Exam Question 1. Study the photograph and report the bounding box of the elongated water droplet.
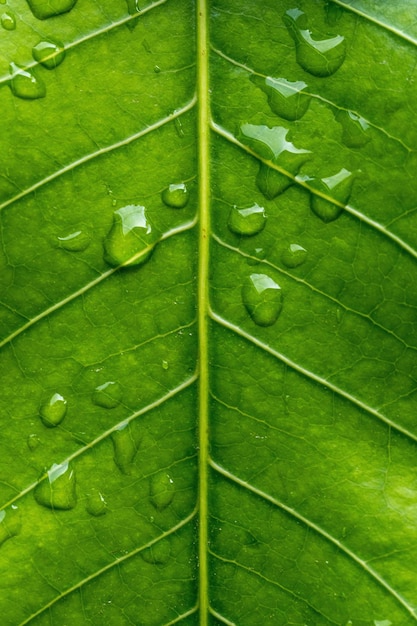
[240,124,310,168]
[1,11,16,30]
[242,273,283,327]
[141,539,171,565]
[310,168,354,222]
[335,110,371,148]
[150,472,175,510]
[0,507,21,547]
[256,163,293,199]
[284,8,346,77]
[112,421,138,475]
[161,183,189,209]
[34,462,77,510]
[103,204,159,267]
[40,393,67,428]
[92,381,122,409]
[282,243,307,268]
[32,40,65,70]
[228,203,266,236]
[126,0,140,15]
[9,62,46,100]
[251,75,310,121]
[27,433,41,450]
[26,0,77,20]
[56,230,90,251]
[86,489,107,517]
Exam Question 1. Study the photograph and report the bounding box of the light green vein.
[209,607,237,626]
[163,606,199,625]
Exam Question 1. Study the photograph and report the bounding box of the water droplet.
[149,472,175,510]
[103,204,159,267]
[161,183,189,209]
[1,11,16,30]
[0,507,21,547]
[112,421,138,475]
[154,65,161,73]
[162,360,169,370]
[251,74,310,121]
[9,62,46,100]
[246,246,266,266]
[228,203,267,236]
[39,393,67,428]
[26,0,78,20]
[34,462,77,510]
[242,273,283,327]
[282,243,307,268]
[86,489,107,517]
[174,116,185,138]
[56,230,90,251]
[256,163,293,199]
[310,168,354,222]
[32,40,65,70]
[335,110,371,148]
[126,0,140,14]
[27,434,41,450]
[283,8,346,77]
[141,539,171,565]
[240,124,310,167]
[92,381,122,409]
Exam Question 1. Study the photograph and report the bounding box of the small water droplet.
[242,273,283,327]
[174,116,185,138]
[283,8,346,77]
[162,360,169,370]
[26,0,77,20]
[0,507,21,547]
[56,230,90,251]
[282,243,307,268]
[39,393,67,428]
[161,183,189,209]
[251,74,310,121]
[126,0,140,14]
[34,462,77,510]
[1,11,16,30]
[246,246,266,266]
[9,62,46,100]
[228,203,266,236]
[92,381,122,409]
[335,110,371,148]
[27,433,41,450]
[32,40,65,70]
[256,162,293,199]
[86,489,107,517]
[310,168,354,222]
[112,421,138,475]
[141,539,171,565]
[103,204,159,267]
[154,65,161,73]
[149,472,175,510]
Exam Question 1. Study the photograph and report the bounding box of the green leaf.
[0,0,417,624]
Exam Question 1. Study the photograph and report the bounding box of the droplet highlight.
[161,183,189,209]
[103,204,159,267]
[9,63,46,100]
[251,74,310,121]
[284,8,346,77]
[240,123,310,166]
[242,273,283,327]
[39,393,67,428]
[335,110,371,148]
[0,507,21,547]
[141,539,171,565]
[112,421,138,475]
[282,243,307,268]
[1,11,16,30]
[86,489,107,517]
[26,0,78,20]
[56,230,90,251]
[92,381,122,409]
[32,40,66,70]
[310,168,354,222]
[34,462,77,510]
[149,472,175,510]
[228,203,266,236]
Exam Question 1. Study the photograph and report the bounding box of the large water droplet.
[103,204,159,267]
[92,381,122,409]
[1,11,16,30]
[284,8,346,77]
[34,462,77,510]
[86,489,107,517]
[282,243,307,268]
[56,230,90,251]
[112,421,138,475]
[26,0,77,20]
[256,162,293,199]
[126,0,140,15]
[0,507,21,547]
[39,393,67,428]
[251,74,310,121]
[335,110,371,148]
[228,203,266,236]
[310,168,354,222]
[242,273,283,327]
[32,40,66,70]
[240,124,310,167]
[161,183,189,209]
[141,539,171,565]
[9,63,46,100]
[149,472,175,510]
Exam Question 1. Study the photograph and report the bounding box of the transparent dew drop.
[103,204,159,268]
[86,489,107,517]
[1,11,16,30]
[32,40,66,70]
[228,203,266,236]
[56,230,90,251]
[141,539,171,565]
[0,507,21,547]
[281,243,307,268]
[246,246,266,266]
[111,421,138,475]
[310,168,354,223]
[27,433,41,450]
[256,163,293,200]
[9,62,46,100]
[242,273,283,327]
[26,0,78,20]
[126,0,140,15]
[161,183,189,209]
[251,74,310,121]
[92,381,122,409]
[335,110,371,148]
[149,472,175,510]
[283,8,346,77]
[34,462,77,511]
[240,123,310,166]
[39,393,67,428]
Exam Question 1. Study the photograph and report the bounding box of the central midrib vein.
[197,0,210,624]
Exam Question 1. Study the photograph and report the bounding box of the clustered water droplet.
[161,183,189,209]
[310,168,354,222]
[56,230,90,251]
[111,421,138,475]
[26,0,78,20]
[228,203,266,236]
[281,243,307,268]
[39,393,67,428]
[1,10,15,30]
[86,489,108,517]
[9,63,46,100]
[32,39,66,70]
[0,507,21,547]
[92,381,122,409]
[335,110,371,148]
[242,273,283,327]
[103,204,159,267]
[149,472,175,510]
[34,462,77,510]
[251,75,310,121]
